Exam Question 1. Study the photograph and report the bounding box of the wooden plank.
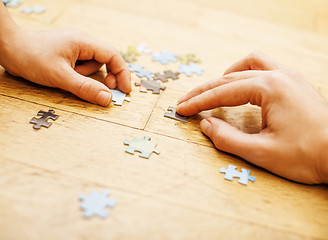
[0,159,308,240]
[0,95,327,239]
[0,70,159,129]
[2,0,328,238]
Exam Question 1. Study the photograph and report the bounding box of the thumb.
[61,67,112,106]
[201,117,267,164]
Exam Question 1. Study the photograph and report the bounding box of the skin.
[0,3,131,106]
[177,52,328,184]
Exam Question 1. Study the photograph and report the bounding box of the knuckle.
[264,70,285,87]
[222,73,237,82]
[66,30,88,46]
[282,68,303,79]
[77,80,93,100]
[247,51,265,63]
[212,131,229,151]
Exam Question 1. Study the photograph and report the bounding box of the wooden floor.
[1,0,328,239]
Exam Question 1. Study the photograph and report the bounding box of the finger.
[60,66,112,106]
[200,118,269,164]
[80,37,131,93]
[104,73,117,89]
[178,71,261,104]
[224,51,285,75]
[74,60,104,76]
[177,78,262,116]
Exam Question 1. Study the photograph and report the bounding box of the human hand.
[177,52,328,184]
[0,27,131,106]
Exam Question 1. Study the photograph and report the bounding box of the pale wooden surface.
[1,0,328,239]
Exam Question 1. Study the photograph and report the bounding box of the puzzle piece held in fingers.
[110,89,131,106]
[164,106,188,123]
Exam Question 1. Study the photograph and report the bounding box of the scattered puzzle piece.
[152,72,168,82]
[178,54,201,65]
[20,5,47,14]
[135,80,166,94]
[124,136,160,159]
[179,63,204,76]
[110,89,131,106]
[79,189,116,219]
[137,43,152,54]
[164,106,188,123]
[163,70,180,80]
[136,69,153,80]
[153,70,180,82]
[152,50,178,64]
[127,45,140,56]
[220,164,255,185]
[129,63,144,73]
[2,0,23,7]
[121,52,136,63]
[29,110,58,129]
[20,6,32,14]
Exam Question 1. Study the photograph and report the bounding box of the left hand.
[0,27,131,106]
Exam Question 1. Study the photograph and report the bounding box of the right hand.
[177,52,328,184]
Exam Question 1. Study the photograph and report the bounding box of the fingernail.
[200,119,212,136]
[96,91,112,106]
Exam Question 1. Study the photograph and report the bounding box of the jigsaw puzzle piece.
[220,165,240,181]
[79,189,116,219]
[137,43,152,54]
[152,50,178,64]
[178,54,201,65]
[153,72,168,83]
[29,110,58,129]
[124,136,160,159]
[135,80,166,94]
[179,63,204,76]
[239,169,256,185]
[164,106,188,123]
[163,70,180,80]
[121,52,136,63]
[110,89,131,106]
[127,45,140,56]
[129,63,144,73]
[136,69,153,80]
[220,165,255,185]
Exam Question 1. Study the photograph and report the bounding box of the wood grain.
[1,0,328,239]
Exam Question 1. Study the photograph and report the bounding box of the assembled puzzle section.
[124,136,160,159]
